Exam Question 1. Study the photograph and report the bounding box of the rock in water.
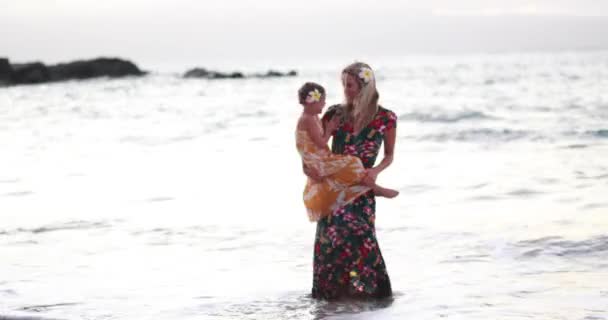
[253,70,298,78]
[183,67,297,80]
[11,62,51,84]
[48,57,145,81]
[0,58,12,85]
[184,68,211,78]
[184,68,245,79]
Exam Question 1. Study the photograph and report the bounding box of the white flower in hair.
[358,67,374,83]
[305,89,322,103]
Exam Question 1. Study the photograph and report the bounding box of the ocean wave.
[587,129,608,138]
[505,189,545,197]
[399,111,495,123]
[0,315,66,320]
[483,76,521,85]
[0,220,111,236]
[413,128,532,142]
[119,134,198,146]
[562,144,589,149]
[2,191,34,197]
[562,129,608,139]
[235,110,271,118]
[515,235,608,258]
[0,178,20,184]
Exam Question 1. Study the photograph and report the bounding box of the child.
[296,82,399,222]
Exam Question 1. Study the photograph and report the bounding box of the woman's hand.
[365,167,380,183]
[303,164,323,183]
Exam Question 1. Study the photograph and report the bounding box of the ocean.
[1,51,607,319]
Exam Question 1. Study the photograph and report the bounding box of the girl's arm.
[303,115,332,150]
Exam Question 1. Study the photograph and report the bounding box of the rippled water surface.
[1,51,607,319]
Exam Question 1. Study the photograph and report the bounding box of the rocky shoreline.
[0,57,298,87]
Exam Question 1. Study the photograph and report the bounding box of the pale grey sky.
[1,0,608,71]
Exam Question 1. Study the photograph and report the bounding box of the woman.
[305,62,398,299]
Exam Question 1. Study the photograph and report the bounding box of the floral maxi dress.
[312,105,397,300]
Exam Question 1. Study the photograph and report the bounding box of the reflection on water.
[194,292,395,320]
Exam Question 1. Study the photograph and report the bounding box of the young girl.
[296,82,399,222]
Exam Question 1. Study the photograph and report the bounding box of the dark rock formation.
[0,57,145,86]
[11,62,51,84]
[256,70,298,78]
[48,58,145,81]
[184,68,297,80]
[184,68,245,79]
[0,58,12,85]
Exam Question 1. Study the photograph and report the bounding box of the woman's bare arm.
[367,127,396,181]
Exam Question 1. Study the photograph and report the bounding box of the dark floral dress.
[312,105,398,300]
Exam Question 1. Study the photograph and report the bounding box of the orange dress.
[296,128,370,221]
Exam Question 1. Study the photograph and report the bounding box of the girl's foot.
[375,187,399,198]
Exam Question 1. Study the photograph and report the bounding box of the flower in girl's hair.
[358,67,374,84]
[305,89,322,103]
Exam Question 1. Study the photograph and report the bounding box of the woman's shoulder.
[377,105,398,120]
[376,105,398,129]
[377,105,396,116]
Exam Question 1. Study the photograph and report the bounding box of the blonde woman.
[304,62,398,299]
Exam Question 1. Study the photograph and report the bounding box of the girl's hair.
[342,62,379,132]
[297,82,325,104]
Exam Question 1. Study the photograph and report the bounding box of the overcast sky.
[2,0,608,70]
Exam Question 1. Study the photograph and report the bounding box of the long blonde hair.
[342,62,379,133]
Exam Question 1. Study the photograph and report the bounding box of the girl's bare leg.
[372,185,399,198]
[360,179,399,198]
